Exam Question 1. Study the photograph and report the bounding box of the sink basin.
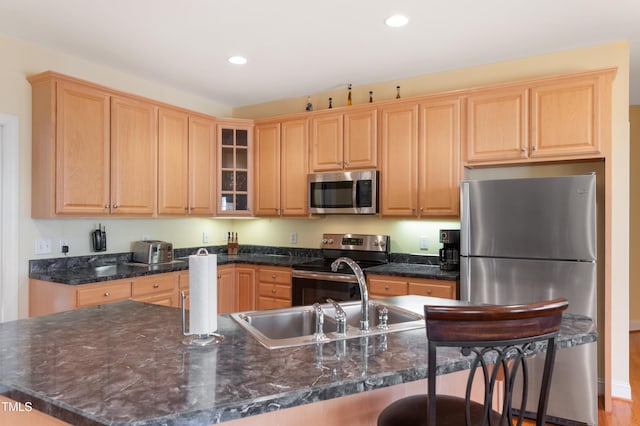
[230,300,424,349]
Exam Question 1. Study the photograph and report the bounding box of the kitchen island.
[0,297,596,425]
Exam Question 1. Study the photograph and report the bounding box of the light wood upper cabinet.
[379,102,419,217]
[217,120,253,216]
[254,118,309,217]
[529,70,613,159]
[29,72,158,217]
[188,115,217,216]
[254,122,281,216]
[418,96,462,216]
[464,68,615,165]
[344,108,377,170]
[54,80,111,215]
[111,96,157,215]
[310,107,376,172]
[465,85,529,164]
[280,118,309,216]
[158,107,189,215]
[31,78,112,216]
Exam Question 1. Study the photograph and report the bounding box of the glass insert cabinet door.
[217,122,253,215]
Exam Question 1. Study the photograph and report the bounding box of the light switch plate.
[419,236,428,250]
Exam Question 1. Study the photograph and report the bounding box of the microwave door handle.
[353,181,358,208]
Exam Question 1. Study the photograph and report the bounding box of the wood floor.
[596,331,640,426]
[522,331,639,425]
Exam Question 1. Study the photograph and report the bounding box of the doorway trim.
[0,113,19,322]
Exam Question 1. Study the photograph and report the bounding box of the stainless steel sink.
[230,300,424,349]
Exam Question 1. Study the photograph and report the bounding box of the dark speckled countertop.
[0,297,596,425]
[28,248,458,285]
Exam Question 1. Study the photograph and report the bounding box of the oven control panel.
[320,233,389,252]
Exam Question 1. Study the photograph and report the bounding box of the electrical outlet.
[202,232,209,244]
[419,236,428,250]
[35,239,52,254]
[290,232,298,244]
[59,239,70,252]
[141,234,150,241]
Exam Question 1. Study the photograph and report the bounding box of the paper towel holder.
[181,249,224,347]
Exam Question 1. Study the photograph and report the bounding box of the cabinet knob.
[153,283,159,288]
[104,291,111,297]
[104,204,110,209]
[271,288,276,294]
[427,289,432,295]
[384,285,390,290]
[532,145,537,151]
[113,204,119,209]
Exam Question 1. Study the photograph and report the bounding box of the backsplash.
[30,244,439,274]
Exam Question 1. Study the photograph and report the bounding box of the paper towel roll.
[189,250,218,335]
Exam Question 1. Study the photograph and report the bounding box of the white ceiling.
[1,0,639,108]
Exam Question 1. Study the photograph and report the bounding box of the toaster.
[131,240,173,264]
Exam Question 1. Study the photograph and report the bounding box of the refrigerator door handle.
[460,182,470,256]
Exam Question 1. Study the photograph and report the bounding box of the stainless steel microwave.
[308,170,379,214]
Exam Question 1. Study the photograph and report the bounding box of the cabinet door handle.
[153,283,159,288]
[104,291,111,297]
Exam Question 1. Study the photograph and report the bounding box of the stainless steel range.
[291,233,390,306]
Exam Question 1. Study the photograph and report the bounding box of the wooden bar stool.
[377,298,569,426]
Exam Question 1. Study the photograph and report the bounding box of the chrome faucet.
[326,298,347,335]
[312,302,325,340]
[331,257,369,331]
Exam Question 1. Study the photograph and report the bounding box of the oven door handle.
[292,270,358,283]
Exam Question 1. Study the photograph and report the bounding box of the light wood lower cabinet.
[236,265,257,312]
[367,274,458,300]
[131,273,178,307]
[256,266,292,310]
[29,272,181,317]
[76,279,133,308]
[217,265,235,314]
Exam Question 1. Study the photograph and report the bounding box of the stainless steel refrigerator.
[460,174,598,425]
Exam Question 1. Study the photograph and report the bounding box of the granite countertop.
[0,297,597,425]
[28,254,321,285]
[364,263,459,281]
[29,252,458,285]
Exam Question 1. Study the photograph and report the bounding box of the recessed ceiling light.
[228,56,247,65]
[385,14,408,28]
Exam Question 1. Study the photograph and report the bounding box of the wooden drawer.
[258,267,291,285]
[133,292,176,307]
[76,279,132,307]
[132,273,178,297]
[258,282,291,300]
[408,280,456,299]
[367,277,408,297]
[257,296,291,310]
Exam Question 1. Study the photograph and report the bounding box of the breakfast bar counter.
[0,297,596,425]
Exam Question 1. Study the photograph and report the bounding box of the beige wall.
[0,31,631,399]
[630,106,640,325]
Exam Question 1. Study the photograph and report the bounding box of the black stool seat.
[377,394,502,426]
